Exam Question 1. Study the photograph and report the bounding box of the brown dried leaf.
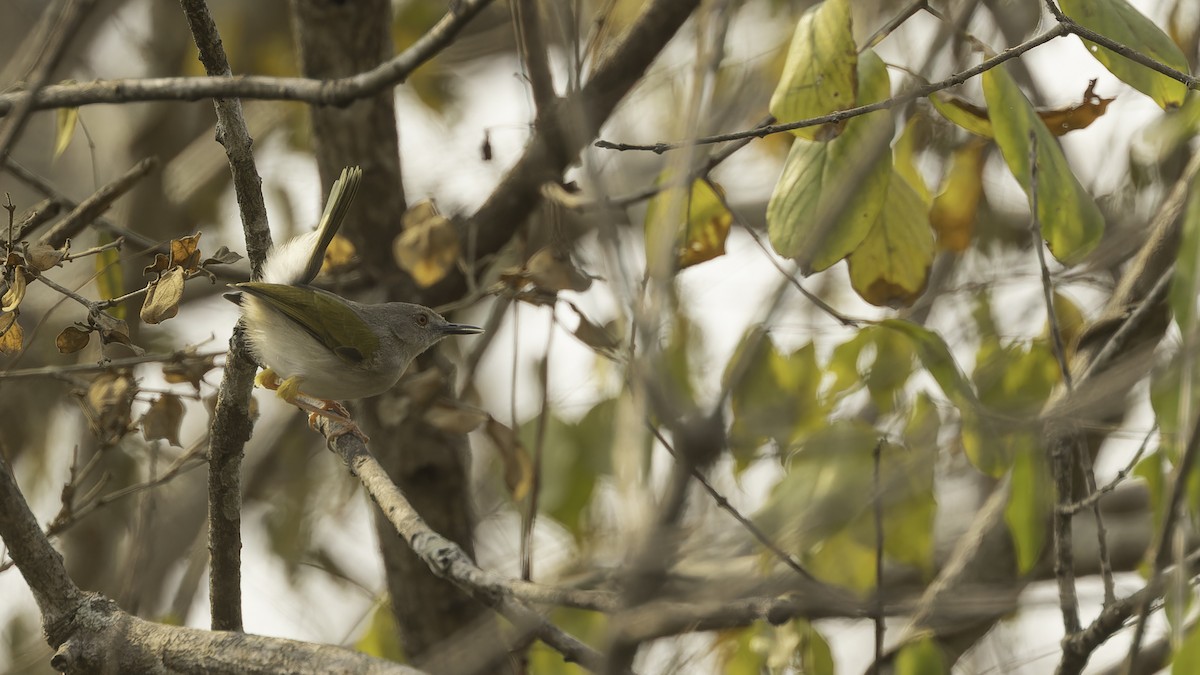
[162,352,217,389]
[393,200,460,288]
[2,268,27,312]
[26,243,65,271]
[140,266,185,324]
[485,417,533,502]
[202,245,243,266]
[56,325,92,353]
[85,371,135,442]
[526,247,592,293]
[424,400,489,435]
[0,312,23,355]
[141,394,185,447]
[170,233,203,272]
[143,252,171,276]
[572,312,621,354]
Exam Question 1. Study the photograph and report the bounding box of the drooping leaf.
[881,319,978,410]
[1060,0,1189,109]
[982,63,1104,264]
[644,175,733,269]
[1,267,26,312]
[354,601,406,662]
[846,171,935,308]
[95,233,125,320]
[756,420,881,572]
[141,394,185,447]
[768,0,858,141]
[1175,621,1200,675]
[1170,169,1200,335]
[25,243,65,271]
[767,49,892,273]
[518,399,618,538]
[393,199,460,288]
[140,266,186,325]
[726,331,825,467]
[56,325,91,354]
[931,79,1116,138]
[1005,441,1052,573]
[523,247,593,293]
[894,636,948,675]
[930,139,987,252]
[486,418,534,502]
[53,106,79,160]
[893,112,932,203]
[0,312,22,355]
[962,340,1060,477]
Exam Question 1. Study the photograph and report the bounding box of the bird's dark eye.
[416,313,429,327]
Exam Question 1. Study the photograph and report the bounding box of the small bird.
[226,166,482,439]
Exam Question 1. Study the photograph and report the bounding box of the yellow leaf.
[930,138,987,252]
[645,176,733,269]
[54,107,79,160]
[769,0,858,141]
[392,200,460,288]
[95,233,125,319]
[767,49,892,273]
[893,113,932,203]
[846,172,934,308]
[0,312,23,355]
[2,268,26,312]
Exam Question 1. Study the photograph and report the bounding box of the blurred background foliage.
[3,0,1200,673]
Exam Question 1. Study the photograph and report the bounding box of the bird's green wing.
[236,282,378,363]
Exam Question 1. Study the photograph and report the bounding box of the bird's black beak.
[440,322,484,335]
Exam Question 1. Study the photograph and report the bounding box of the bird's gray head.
[359,302,483,364]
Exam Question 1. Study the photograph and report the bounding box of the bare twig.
[178,0,266,633]
[318,427,610,672]
[1124,412,1200,671]
[0,0,95,166]
[36,157,159,249]
[594,23,1069,152]
[0,0,497,117]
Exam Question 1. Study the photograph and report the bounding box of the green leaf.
[793,621,835,675]
[1173,617,1200,674]
[982,62,1105,265]
[756,420,880,557]
[727,331,825,468]
[1060,0,1189,109]
[1005,442,1052,573]
[962,340,1060,476]
[1171,169,1200,335]
[846,171,935,308]
[826,326,917,412]
[895,636,948,675]
[767,49,893,274]
[881,319,978,410]
[355,601,405,662]
[768,0,858,141]
[520,399,617,538]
